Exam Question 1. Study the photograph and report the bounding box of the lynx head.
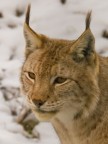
[20,5,100,121]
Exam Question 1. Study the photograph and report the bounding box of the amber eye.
[54,77,67,84]
[28,72,35,80]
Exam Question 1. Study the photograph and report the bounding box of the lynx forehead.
[20,4,108,144]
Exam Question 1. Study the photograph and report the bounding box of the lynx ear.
[24,4,42,57]
[71,12,95,63]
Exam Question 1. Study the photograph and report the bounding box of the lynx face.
[20,6,100,121]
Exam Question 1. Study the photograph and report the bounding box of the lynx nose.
[32,99,44,108]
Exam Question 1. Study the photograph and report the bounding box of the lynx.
[20,5,108,144]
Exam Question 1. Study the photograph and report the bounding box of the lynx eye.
[54,77,67,84]
[28,72,35,80]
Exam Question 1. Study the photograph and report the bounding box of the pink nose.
[32,99,45,108]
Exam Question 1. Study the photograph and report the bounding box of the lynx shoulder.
[20,5,108,144]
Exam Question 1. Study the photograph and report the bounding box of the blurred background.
[0,0,108,144]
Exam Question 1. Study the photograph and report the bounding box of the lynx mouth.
[32,108,58,121]
[30,104,58,114]
[33,108,58,114]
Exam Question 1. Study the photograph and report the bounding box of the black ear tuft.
[70,11,95,63]
[25,4,31,25]
[23,4,43,58]
[85,11,92,30]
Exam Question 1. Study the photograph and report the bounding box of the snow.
[0,0,108,144]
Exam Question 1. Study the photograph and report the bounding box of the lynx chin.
[20,4,108,144]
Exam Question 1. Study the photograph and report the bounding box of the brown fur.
[20,5,108,144]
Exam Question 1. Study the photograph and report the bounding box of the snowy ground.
[0,0,108,144]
